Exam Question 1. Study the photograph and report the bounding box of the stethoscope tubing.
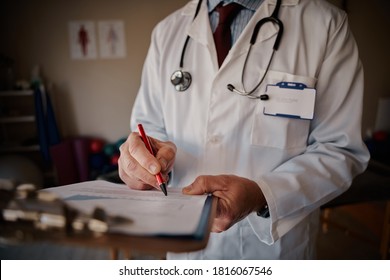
[171,0,283,99]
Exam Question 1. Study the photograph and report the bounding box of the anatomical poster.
[98,20,126,59]
[68,21,97,60]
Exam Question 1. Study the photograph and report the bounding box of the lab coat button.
[209,135,221,144]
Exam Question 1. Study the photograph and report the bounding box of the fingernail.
[149,164,158,174]
[159,158,168,170]
[182,185,192,194]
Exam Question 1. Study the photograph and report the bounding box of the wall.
[337,0,390,135]
[0,0,389,143]
[0,0,188,142]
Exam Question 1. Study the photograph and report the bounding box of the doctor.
[118,0,370,259]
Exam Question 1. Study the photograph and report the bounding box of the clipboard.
[60,181,216,254]
[0,180,217,256]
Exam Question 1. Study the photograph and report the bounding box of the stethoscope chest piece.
[171,70,192,92]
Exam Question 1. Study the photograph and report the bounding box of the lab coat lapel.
[185,0,218,69]
[184,0,299,69]
[220,0,278,69]
[187,1,215,50]
[251,0,278,45]
[229,0,299,60]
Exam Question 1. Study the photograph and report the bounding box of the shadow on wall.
[51,83,77,138]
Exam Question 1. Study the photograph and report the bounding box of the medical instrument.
[170,0,203,91]
[171,0,284,99]
[227,0,283,99]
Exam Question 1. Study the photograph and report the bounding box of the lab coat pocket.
[250,71,316,150]
[251,112,311,150]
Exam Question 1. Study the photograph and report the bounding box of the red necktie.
[213,2,243,67]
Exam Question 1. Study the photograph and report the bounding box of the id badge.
[263,82,316,120]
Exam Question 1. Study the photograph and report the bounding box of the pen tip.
[160,183,167,196]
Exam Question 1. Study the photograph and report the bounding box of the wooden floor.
[318,201,386,260]
[1,201,387,260]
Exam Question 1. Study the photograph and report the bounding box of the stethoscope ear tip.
[227,84,235,92]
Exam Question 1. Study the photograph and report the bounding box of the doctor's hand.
[182,175,267,233]
[118,132,176,191]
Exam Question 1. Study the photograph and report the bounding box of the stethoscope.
[170,0,284,100]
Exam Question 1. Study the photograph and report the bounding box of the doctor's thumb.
[183,176,218,195]
[182,183,205,195]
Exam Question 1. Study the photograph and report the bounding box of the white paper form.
[43,181,208,237]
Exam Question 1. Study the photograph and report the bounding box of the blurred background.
[0,0,389,259]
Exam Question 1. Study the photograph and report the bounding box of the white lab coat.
[130,0,370,259]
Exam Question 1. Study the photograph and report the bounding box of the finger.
[127,132,161,175]
[118,140,160,189]
[118,164,155,190]
[182,175,228,195]
[118,154,159,189]
[153,139,176,172]
[211,199,236,232]
[211,217,232,233]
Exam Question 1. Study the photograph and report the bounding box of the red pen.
[137,123,168,196]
